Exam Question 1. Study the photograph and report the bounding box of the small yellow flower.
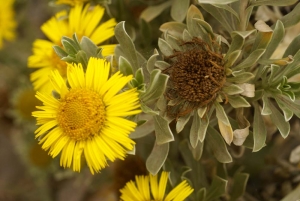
[32,58,141,174]
[0,0,17,49]
[28,3,116,93]
[120,171,194,201]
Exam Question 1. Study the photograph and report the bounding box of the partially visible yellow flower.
[120,171,194,201]
[0,0,17,49]
[32,57,141,174]
[28,3,116,93]
[55,0,89,6]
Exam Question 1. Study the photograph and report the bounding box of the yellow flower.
[54,0,89,6]
[0,0,17,49]
[32,57,141,174]
[120,171,194,201]
[28,3,116,93]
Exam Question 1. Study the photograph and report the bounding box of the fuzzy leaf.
[140,1,172,22]
[160,22,187,39]
[215,102,230,126]
[135,68,144,84]
[61,39,77,56]
[218,119,233,145]
[166,34,183,51]
[223,84,244,95]
[233,124,250,146]
[269,102,290,138]
[227,71,255,83]
[176,113,191,133]
[283,34,300,57]
[238,83,255,97]
[206,126,232,163]
[252,21,273,51]
[275,98,293,121]
[154,115,174,145]
[228,95,251,108]
[130,115,154,139]
[234,49,266,70]
[141,69,169,104]
[205,176,228,201]
[279,3,300,28]
[190,111,201,148]
[140,103,159,115]
[155,61,170,71]
[146,142,169,175]
[158,38,174,57]
[261,95,272,115]
[115,22,139,72]
[263,20,285,59]
[225,50,241,69]
[197,188,207,201]
[186,5,205,37]
[80,36,98,59]
[190,140,204,161]
[230,173,249,201]
[119,56,133,76]
[253,103,267,152]
[53,45,68,58]
[171,0,190,22]
[183,29,193,41]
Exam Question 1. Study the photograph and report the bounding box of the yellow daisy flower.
[32,57,141,174]
[120,171,194,201]
[0,0,17,49]
[55,0,89,6]
[28,3,116,93]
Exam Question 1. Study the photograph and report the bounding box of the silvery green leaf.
[259,56,293,66]
[198,107,207,118]
[228,95,251,108]
[263,20,285,59]
[130,114,154,139]
[253,103,267,152]
[80,36,98,59]
[213,4,239,20]
[205,176,228,201]
[158,38,174,57]
[135,68,144,84]
[115,22,139,72]
[146,142,169,175]
[190,111,200,148]
[176,113,192,133]
[189,139,204,161]
[155,61,170,71]
[183,29,193,41]
[147,50,159,74]
[276,95,300,118]
[198,0,238,3]
[61,39,77,56]
[160,22,187,39]
[154,115,174,145]
[278,3,300,29]
[200,4,234,33]
[215,102,230,126]
[227,30,256,55]
[269,102,290,138]
[140,103,159,115]
[223,84,244,95]
[53,45,68,58]
[283,34,300,57]
[76,51,88,68]
[166,34,183,51]
[187,5,205,37]
[230,173,249,201]
[199,114,209,142]
[224,50,241,69]
[62,35,81,51]
[140,1,172,22]
[119,56,133,76]
[250,0,298,6]
[141,69,169,104]
[61,55,78,63]
[206,126,232,163]
[227,71,255,83]
[234,49,266,70]
[276,98,293,121]
[261,95,272,115]
[193,18,215,39]
[283,50,300,79]
[171,0,190,22]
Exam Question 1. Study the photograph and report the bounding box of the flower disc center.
[57,88,106,141]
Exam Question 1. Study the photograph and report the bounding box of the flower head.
[28,3,116,93]
[54,0,89,6]
[32,57,141,174]
[120,171,194,201]
[0,0,17,49]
